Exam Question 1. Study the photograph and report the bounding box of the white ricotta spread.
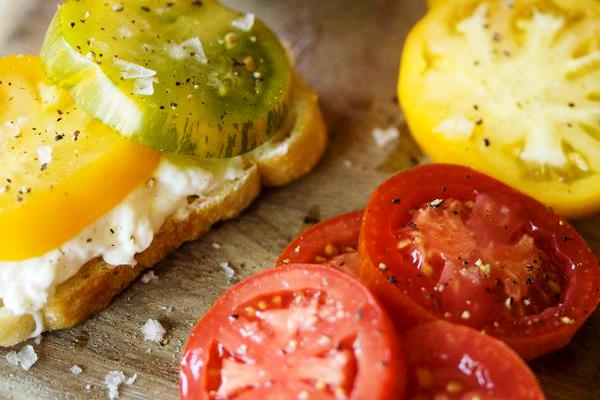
[0,156,246,324]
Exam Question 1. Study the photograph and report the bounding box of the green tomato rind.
[41,0,292,159]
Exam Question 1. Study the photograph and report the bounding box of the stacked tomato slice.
[359,164,600,360]
[181,164,600,399]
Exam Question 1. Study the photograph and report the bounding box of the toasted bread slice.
[0,75,326,347]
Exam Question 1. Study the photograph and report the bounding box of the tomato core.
[396,193,565,327]
[196,289,362,398]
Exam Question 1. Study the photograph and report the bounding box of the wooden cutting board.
[0,1,598,399]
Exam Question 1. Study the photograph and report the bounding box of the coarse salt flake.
[4,117,28,138]
[5,345,38,371]
[372,126,400,147]
[429,198,444,208]
[114,58,156,80]
[37,145,53,168]
[141,318,166,343]
[169,37,208,64]
[113,59,158,96]
[141,270,158,284]
[105,370,137,400]
[433,115,475,140]
[39,83,61,108]
[232,13,255,31]
[70,364,83,375]
[219,261,236,281]
[132,77,156,95]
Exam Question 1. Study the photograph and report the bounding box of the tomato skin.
[180,264,405,400]
[276,211,363,277]
[404,321,546,400]
[359,164,600,359]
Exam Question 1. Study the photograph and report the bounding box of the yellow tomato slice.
[0,56,160,261]
[399,0,600,218]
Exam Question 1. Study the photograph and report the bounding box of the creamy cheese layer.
[0,156,245,321]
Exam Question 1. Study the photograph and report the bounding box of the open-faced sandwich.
[0,0,326,347]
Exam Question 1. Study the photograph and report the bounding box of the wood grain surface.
[0,1,598,399]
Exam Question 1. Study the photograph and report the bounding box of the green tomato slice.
[41,0,292,158]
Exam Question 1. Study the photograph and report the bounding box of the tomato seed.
[446,381,462,393]
[324,244,338,256]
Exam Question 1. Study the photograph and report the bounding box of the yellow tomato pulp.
[399,0,600,217]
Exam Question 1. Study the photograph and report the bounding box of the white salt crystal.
[141,270,158,284]
[141,319,166,343]
[70,364,83,375]
[5,345,38,371]
[372,126,400,147]
[105,370,137,400]
[232,13,255,31]
[37,145,53,168]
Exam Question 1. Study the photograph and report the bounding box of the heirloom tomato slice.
[180,264,404,400]
[404,321,545,400]
[399,0,600,217]
[359,164,600,359]
[0,56,158,261]
[42,0,292,158]
[277,211,363,277]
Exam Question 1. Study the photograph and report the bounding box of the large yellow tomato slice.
[399,0,600,218]
[0,56,159,261]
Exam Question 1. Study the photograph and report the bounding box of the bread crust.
[254,75,328,187]
[0,75,326,347]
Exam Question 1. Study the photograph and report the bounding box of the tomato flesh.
[277,211,363,277]
[404,321,545,400]
[359,164,600,359]
[180,264,404,400]
[397,195,564,327]
[207,290,358,397]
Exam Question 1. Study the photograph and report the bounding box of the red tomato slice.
[277,211,363,277]
[404,321,545,400]
[359,164,600,359]
[180,264,405,400]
